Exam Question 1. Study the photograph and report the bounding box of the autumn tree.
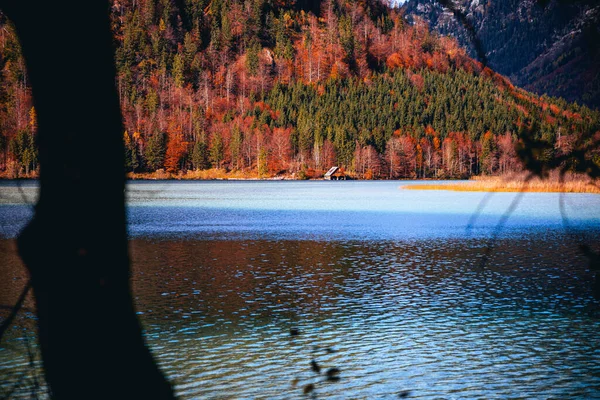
[1,0,597,180]
[164,132,188,172]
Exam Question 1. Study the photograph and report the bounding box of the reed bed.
[127,168,294,180]
[402,173,600,194]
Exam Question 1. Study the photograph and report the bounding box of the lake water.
[1,180,600,399]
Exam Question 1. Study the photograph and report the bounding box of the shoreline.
[2,172,598,194]
[401,175,600,194]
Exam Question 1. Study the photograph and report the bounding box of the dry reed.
[402,172,600,194]
[127,168,295,180]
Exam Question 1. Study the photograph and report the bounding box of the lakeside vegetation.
[127,170,600,195]
[1,0,599,181]
[402,173,600,194]
[7,168,599,194]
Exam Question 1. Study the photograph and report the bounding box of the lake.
[1,180,600,398]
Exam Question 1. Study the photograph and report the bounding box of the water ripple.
[120,238,600,399]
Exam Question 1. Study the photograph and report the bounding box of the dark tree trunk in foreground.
[1,2,175,398]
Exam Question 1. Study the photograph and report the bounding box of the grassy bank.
[126,168,295,180]
[6,169,598,193]
[402,173,600,194]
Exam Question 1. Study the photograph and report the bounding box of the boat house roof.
[324,166,339,177]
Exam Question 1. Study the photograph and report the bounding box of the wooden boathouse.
[324,166,347,180]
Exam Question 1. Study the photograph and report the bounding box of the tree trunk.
[2,1,176,398]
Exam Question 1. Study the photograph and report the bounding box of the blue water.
[1,180,599,239]
[1,180,600,399]
[125,181,600,239]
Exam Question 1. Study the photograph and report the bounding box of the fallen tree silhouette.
[0,1,175,398]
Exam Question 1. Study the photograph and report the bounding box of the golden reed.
[402,172,600,194]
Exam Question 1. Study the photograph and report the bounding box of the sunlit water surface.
[1,181,600,399]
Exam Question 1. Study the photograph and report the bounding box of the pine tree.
[145,131,166,171]
[230,126,243,170]
[192,139,210,170]
[246,40,261,76]
[172,53,185,88]
[210,131,224,168]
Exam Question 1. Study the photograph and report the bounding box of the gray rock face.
[402,0,600,109]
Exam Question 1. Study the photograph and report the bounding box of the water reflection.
[126,237,599,399]
[3,236,600,398]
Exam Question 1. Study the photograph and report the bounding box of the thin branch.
[16,180,36,212]
[0,279,31,343]
[0,342,30,400]
[558,170,572,233]
[466,192,495,233]
[24,333,41,400]
[478,173,533,268]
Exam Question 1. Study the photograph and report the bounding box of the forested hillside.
[0,0,598,179]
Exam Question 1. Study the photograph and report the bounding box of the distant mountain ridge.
[402,0,600,109]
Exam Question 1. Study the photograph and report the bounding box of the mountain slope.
[0,0,598,180]
[402,0,600,109]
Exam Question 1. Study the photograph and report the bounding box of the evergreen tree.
[230,126,243,170]
[123,131,140,172]
[192,139,210,170]
[210,131,224,168]
[246,40,261,76]
[172,53,185,88]
[145,131,166,171]
[9,129,37,176]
